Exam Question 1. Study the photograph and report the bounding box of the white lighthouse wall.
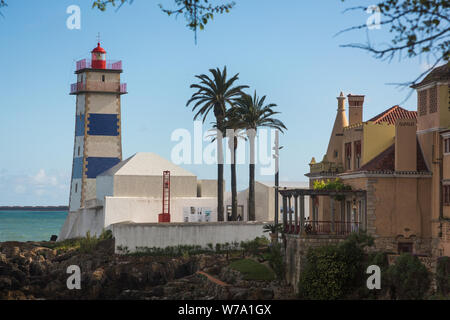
[69,178,82,212]
[86,93,120,114]
[76,93,85,115]
[85,136,121,158]
[58,206,105,240]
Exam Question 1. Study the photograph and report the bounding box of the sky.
[0,0,435,205]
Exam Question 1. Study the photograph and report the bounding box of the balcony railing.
[285,221,360,236]
[70,81,127,94]
[76,59,123,71]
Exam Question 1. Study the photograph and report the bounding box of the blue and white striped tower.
[68,42,127,212]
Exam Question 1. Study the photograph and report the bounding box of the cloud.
[0,169,70,206]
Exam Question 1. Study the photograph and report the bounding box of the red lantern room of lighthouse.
[91,42,106,69]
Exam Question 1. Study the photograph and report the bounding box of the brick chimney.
[395,118,417,171]
[347,94,365,126]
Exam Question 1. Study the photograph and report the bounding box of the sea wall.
[110,221,269,253]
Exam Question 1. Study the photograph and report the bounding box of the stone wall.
[284,235,345,293]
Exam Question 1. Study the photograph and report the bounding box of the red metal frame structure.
[158,171,171,223]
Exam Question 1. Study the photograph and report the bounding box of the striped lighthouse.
[68,42,127,212]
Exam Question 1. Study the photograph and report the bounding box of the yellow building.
[301,64,450,257]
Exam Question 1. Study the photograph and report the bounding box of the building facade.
[303,64,450,257]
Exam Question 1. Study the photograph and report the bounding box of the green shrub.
[436,256,450,296]
[267,243,285,280]
[298,231,374,300]
[385,253,431,300]
[79,231,98,253]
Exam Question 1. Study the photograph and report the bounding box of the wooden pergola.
[279,188,367,236]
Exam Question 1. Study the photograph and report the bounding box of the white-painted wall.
[111,222,269,252]
[58,206,105,240]
[103,196,218,226]
[69,178,82,212]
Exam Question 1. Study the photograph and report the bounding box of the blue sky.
[0,0,433,205]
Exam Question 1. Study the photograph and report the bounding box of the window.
[75,183,78,193]
[444,185,450,206]
[102,75,105,82]
[77,146,80,156]
[398,242,413,254]
[418,90,428,116]
[354,140,361,169]
[444,138,450,154]
[334,150,338,158]
[429,87,437,113]
[345,143,352,170]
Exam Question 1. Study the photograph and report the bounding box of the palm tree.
[186,66,248,221]
[234,91,287,221]
[220,110,247,221]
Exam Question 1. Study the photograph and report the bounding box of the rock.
[0,276,12,290]
[229,287,248,300]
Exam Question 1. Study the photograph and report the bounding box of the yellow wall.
[362,122,395,165]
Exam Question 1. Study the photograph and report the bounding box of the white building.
[224,181,310,222]
[59,152,219,240]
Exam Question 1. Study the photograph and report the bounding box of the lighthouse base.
[158,213,171,223]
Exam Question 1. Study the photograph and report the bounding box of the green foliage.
[267,243,285,281]
[229,259,275,281]
[41,229,113,254]
[298,231,374,300]
[385,253,431,300]
[313,178,352,191]
[313,178,352,201]
[340,0,449,87]
[263,223,283,234]
[132,244,207,257]
[436,256,450,296]
[79,231,98,254]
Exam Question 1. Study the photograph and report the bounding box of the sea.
[0,210,68,242]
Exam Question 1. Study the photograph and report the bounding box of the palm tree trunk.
[249,163,255,221]
[248,130,256,221]
[217,130,224,221]
[231,137,238,221]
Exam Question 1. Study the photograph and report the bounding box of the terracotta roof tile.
[368,105,417,125]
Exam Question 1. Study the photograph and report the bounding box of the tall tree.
[339,0,450,87]
[186,66,248,221]
[234,92,286,221]
[222,110,247,221]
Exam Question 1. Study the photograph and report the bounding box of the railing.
[285,221,360,236]
[70,81,127,94]
[76,59,123,71]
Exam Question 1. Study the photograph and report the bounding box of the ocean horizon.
[0,210,67,242]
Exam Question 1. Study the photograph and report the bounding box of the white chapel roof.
[99,152,196,177]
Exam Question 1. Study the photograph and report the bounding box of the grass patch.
[229,258,275,281]
[40,230,112,254]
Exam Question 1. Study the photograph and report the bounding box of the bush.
[298,231,374,300]
[385,253,431,300]
[79,231,98,253]
[436,256,450,296]
[267,243,285,280]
